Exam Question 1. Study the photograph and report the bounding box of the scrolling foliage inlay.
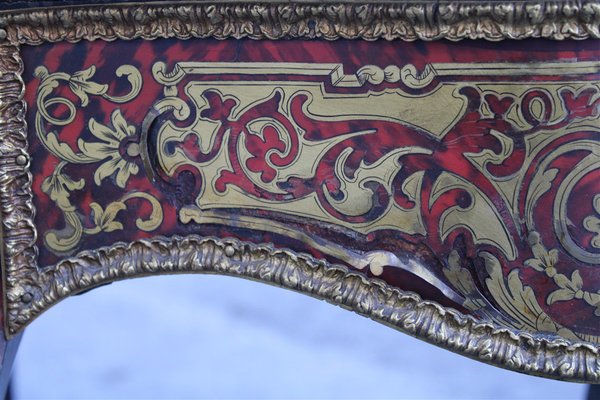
[146,60,600,343]
[6,38,600,382]
[34,64,163,253]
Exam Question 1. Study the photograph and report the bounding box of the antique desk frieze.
[0,0,598,384]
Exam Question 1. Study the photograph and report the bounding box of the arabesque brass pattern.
[14,56,600,379]
[33,65,163,254]
[149,61,600,344]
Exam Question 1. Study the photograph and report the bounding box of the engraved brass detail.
[9,57,599,382]
[144,61,600,349]
[152,62,600,266]
[34,66,163,253]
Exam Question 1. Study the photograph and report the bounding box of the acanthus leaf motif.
[69,65,109,106]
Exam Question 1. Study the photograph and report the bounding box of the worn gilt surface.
[0,1,598,383]
[0,1,599,42]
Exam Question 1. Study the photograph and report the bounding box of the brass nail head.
[21,292,33,303]
[16,154,28,166]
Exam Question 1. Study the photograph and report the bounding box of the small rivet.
[21,292,33,303]
[126,142,140,157]
[224,245,235,257]
[0,29,7,41]
[15,154,28,166]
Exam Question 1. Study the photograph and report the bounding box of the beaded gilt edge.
[0,1,599,383]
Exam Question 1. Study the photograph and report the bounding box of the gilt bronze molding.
[0,1,598,42]
[10,235,600,382]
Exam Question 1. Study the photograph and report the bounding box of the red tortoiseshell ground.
[22,38,600,340]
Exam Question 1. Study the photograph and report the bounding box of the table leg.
[0,332,21,398]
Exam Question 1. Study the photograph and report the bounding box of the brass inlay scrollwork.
[526,233,600,318]
[32,60,600,337]
[34,65,163,253]
[0,43,600,381]
[142,61,600,349]
[151,62,600,266]
[584,194,600,249]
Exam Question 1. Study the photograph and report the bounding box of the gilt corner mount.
[0,0,599,384]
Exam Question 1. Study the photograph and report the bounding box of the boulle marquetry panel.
[0,0,599,384]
